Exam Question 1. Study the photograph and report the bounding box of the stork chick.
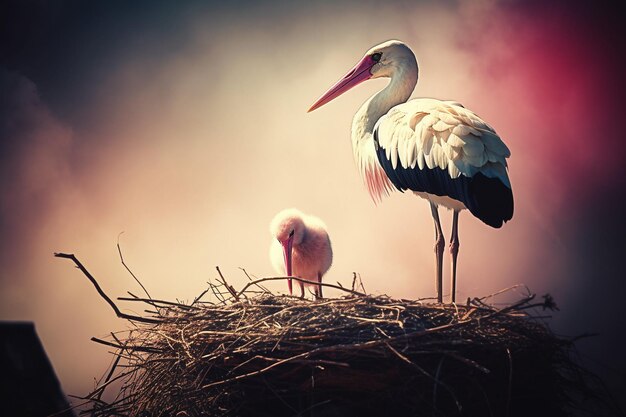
[270,208,333,299]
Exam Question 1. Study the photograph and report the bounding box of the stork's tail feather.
[468,174,514,228]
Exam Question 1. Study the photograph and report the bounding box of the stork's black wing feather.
[374,128,513,228]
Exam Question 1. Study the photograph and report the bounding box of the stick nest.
[55,254,608,417]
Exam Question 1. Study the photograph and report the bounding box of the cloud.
[0,69,75,272]
[454,0,626,204]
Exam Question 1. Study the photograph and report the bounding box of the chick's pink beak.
[280,234,294,294]
[308,55,376,112]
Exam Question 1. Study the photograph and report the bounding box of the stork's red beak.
[280,234,294,294]
[308,54,377,112]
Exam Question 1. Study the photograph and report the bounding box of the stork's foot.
[314,287,322,300]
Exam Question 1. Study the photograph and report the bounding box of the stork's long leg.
[299,281,305,299]
[430,202,444,303]
[449,210,460,303]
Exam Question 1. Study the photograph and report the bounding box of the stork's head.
[270,208,306,246]
[308,40,417,112]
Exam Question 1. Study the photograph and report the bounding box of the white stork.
[270,208,333,299]
[308,40,513,303]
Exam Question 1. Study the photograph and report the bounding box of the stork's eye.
[289,229,295,237]
[371,52,382,62]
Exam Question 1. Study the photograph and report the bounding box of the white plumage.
[373,99,512,195]
[269,208,333,298]
[309,40,513,303]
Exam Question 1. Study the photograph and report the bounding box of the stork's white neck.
[352,65,417,139]
[350,59,418,201]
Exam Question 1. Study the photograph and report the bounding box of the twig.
[54,253,161,324]
[117,296,199,311]
[216,266,239,301]
[445,352,490,374]
[240,267,270,294]
[345,314,403,327]
[236,276,366,299]
[191,288,210,306]
[207,279,227,304]
[357,272,366,294]
[91,337,162,353]
[47,399,93,417]
[117,233,152,299]
[478,284,530,302]
[201,350,312,389]
[92,351,123,402]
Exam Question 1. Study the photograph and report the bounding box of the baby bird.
[270,208,333,299]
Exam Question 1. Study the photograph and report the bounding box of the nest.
[54,253,611,417]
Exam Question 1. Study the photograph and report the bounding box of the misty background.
[1,0,625,411]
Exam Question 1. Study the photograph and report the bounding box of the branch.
[216,266,239,301]
[54,252,161,324]
[117,233,152,299]
[91,337,162,353]
[117,296,199,311]
[236,276,366,299]
[92,342,124,402]
[207,279,227,304]
[191,288,210,306]
[239,267,270,294]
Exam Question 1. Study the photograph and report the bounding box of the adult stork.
[270,208,333,299]
[308,40,513,303]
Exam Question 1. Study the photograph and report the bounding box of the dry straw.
[54,252,617,417]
